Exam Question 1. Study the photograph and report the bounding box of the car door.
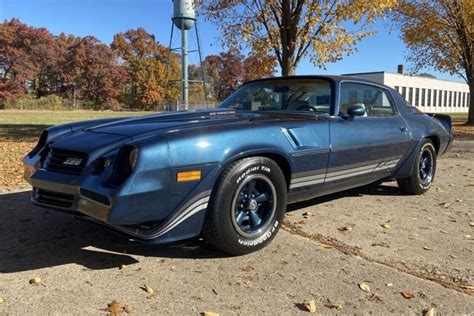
[325,81,412,192]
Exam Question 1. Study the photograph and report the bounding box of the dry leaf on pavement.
[140,284,156,298]
[424,307,435,316]
[29,277,42,285]
[359,283,371,293]
[381,223,391,229]
[324,303,342,309]
[241,265,255,272]
[202,312,219,316]
[303,299,317,313]
[0,297,4,304]
[337,226,352,232]
[401,291,415,299]
[449,254,459,259]
[423,246,432,250]
[100,300,131,315]
[439,202,450,208]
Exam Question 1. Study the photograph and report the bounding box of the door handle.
[399,126,408,132]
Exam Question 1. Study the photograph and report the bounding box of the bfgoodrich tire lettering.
[202,157,287,255]
[397,139,436,195]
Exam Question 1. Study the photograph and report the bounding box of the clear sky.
[0,0,463,82]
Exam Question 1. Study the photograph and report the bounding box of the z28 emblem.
[63,158,83,166]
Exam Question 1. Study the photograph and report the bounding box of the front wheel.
[397,139,437,195]
[202,157,287,255]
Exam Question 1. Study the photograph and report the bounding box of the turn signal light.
[177,170,201,182]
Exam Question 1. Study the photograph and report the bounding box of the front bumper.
[24,159,216,244]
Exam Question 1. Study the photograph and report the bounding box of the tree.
[200,0,396,76]
[112,28,180,109]
[393,0,474,125]
[194,50,275,102]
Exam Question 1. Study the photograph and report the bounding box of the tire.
[202,157,288,255]
[397,139,437,195]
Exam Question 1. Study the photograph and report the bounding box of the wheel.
[202,157,287,255]
[397,139,436,195]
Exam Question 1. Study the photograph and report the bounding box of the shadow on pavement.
[0,183,403,273]
[0,191,225,274]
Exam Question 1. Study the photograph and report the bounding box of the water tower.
[169,0,206,110]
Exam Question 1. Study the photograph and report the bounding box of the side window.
[339,83,397,117]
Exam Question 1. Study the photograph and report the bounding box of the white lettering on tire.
[238,220,279,247]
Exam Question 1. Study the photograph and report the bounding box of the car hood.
[84,109,312,139]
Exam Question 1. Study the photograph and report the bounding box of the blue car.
[23,76,452,255]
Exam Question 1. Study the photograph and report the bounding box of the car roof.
[243,75,391,90]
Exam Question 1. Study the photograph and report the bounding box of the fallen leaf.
[29,277,42,285]
[381,223,391,229]
[435,187,444,192]
[119,264,127,270]
[303,299,317,313]
[295,220,306,225]
[320,243,332,249]
[302,212,311,217]
[439,202,450,209]
[241,265,255,272]
[408,233,419,239]
[386,283,393,287]
[424,307,435,316]
[359,283,371,293]
[401,291,415,299]
[324,303,342,309]
[449,254,458,259]
[202,312,219,316]
[464,235,472,239]
[100,300,131,315]
[455,199,463,202]
[440,230,449,234]
[470,222,474,227]
[141,284,155,295]
[423,246,432,250]
[0,297,4,304]
[337,226,352,232]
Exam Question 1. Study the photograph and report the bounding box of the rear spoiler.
[426,113,452,134]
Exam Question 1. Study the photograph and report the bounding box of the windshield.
[218,79,332,115]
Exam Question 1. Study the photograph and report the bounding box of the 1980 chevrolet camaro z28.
[23,76,452,255]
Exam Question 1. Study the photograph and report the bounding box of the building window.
[421,88,426,107]
[402,87,407,100]
[449,91,453,107]
[433,90,437,107]
[463,92,466,107]
[453,91,457,108]
[427,89,431,107]
[458,92,462,107]
[444,91,448,107]
[409,87,414,105]
[415,88,420,106]
[395,86,400,92]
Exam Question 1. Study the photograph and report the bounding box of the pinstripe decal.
[290,158,401,189]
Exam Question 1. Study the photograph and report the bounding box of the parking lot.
[0,140,473,315]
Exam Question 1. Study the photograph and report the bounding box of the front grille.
[35,188,75,208]
[45,148,88,175]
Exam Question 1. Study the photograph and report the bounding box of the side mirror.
[347,104,366,118]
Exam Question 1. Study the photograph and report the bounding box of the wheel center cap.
[248,199,258,210]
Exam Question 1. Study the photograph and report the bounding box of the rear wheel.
[397,139,436,195]
[202,157,287,255]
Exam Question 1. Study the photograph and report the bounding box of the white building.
[343,66,470,113]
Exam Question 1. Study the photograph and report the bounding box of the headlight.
[28,130,48,157]
[107,145,139,187]
[129,147,139,170]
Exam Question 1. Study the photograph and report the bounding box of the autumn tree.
[392,0,474,125]
[200,0,396,76]
[192,50,275,101]
[112,28,180,109]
